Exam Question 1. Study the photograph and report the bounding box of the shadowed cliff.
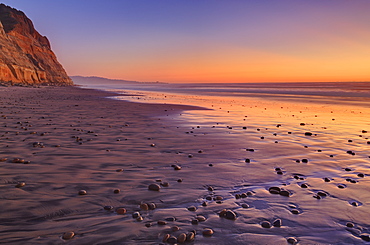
[0,4,73,86]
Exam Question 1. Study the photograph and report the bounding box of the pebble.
[202,228,214,236]
[277,187,289,193]
[196,215,207,222]
[145,223,152,227]
[157,220,167,225]
[287,237,298,244]
[273,219,282,227]
[116,169,124,172]
[0,158,7,162]
[245,158,250,163]
[337,184,346,189]
[269,186,281,194]
[172,164,182,170]
[78,190,87,195]
[162,234,170,242]
[178,233,187,243]
[241,203,250,208]
[148,183,160,191]
[235,194,241,199]
[290,209,300,214]
[140,203,149,210]
[191,219,199,225]
[304,132,312,136]
[177,178,183,182]
[167,236,178,244]
[171,226,180,232]
[15,182,26,188]
[12,158,25,163]
[360,234,370,242]
[300,183,308,188]
[62,231,75,240]
[113,189,120,194]
[148,202,156,210]
[358,173,365,178]
[187,206,197,211]
[116,208,127,214]
[165,217,176,221]
[132,212,141,218]
[136,216,143,221]
[186,232,195,242]
[261,221,272,228]
[202,201,208,206]
[160,182,169,187]
[225,210,237,220]
[346,222,354,228]
[323,177,331,182]
[301,159,308,163]
[104,205,114,211]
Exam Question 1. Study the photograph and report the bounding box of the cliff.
[0,4,73,86]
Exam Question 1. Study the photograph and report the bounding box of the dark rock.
[148,183,160,191]
[261,221,271,228]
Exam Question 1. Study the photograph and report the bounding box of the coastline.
[1,85,370,244]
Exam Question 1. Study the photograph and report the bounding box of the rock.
[241,203,250,208]
[346,222,354,228]
[171,226,180,232]
[245,158,250,163]
[191,219,199,225]
[104,205,114,211]
[136,216,143,221]
[301,159,308,163]
[162,234,170,243]
[116,169,124,172]
[78,190,87,195]
[167,236,177,244]
[196,215,206,222]
[304,132,313,136]
[280,190,290,197]
[287,237,298,244]
[116,208,126,214]
[272,219,282,227]
[360,234,370,242]
[269,186,281,194]
[261,221,271,228]
[358,173,365,178]
[202,201,208,206]
[290,209,300,214]
[113,189,120,194]
[186,232,195,242]
[178,233,187,243]
[207,186,214,191]
[172,164,181,170]
[0,158,8,162]
[62,231,75,240]
[187,206,197,211]
[132,212,140,218]
[160,182,169,187]
[300,183,308,188]
[140,203,149,211]
[148,183,160,191]
[225,210,237,220]
[148,202,156,210]
[202,228,214,236]
[165,217,176,221]
[15,182,25,188]
[157,220,167,225]
[145,223,152,227]
[0,4,73,86]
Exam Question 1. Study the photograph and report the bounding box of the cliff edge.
[0,4,73,86]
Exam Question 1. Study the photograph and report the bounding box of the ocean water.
[78,81,370,244]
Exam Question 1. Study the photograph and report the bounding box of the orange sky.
[3,0,370,83]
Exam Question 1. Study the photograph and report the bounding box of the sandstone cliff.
[0,4,73,86]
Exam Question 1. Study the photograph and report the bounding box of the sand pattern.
[0,86,369,244]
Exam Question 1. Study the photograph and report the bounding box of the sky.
[2,0,370,83]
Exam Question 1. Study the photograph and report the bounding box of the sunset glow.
[2,0,370,83]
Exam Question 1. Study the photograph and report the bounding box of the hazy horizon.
[2,1,370,83]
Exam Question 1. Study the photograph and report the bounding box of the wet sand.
[1,86,370,244]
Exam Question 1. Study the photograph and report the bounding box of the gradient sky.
[2,0,370,83]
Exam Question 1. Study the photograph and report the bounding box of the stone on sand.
[148,183,160,191]
[62,231,75,240]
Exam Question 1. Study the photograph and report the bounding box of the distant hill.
[70,76,140,86]
[71,76,167,86]
[0,4,72,86]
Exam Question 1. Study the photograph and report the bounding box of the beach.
[1,84,370,244]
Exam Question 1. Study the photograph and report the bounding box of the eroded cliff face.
[0,4,73,86]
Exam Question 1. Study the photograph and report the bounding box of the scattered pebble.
[360,234,370,242]
[186,232,195,242]
[167,236,178,244]
[78,190,87,195]
[157,220,167,225]
[287,237,298,244]
[273,219,282,227]
[148,183,160,191]
[132,212,140,218]
[346,222,354,228]
[290,209,300,214]
[196,215,207,222]
[62,231,75,240]
[104,205,114,211]
[241,203,250,208]
[113,189,120,194]
[202,228,214,236]
[269,186,281,194]
[162,234,170,243]
[187,206,197,211]
[140,203,149,210]
[261,221,272,228]
[177,233,187,243]
[116,208,126,214]
[15,182,25,188]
